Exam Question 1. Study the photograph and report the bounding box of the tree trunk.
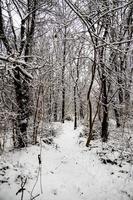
[61,26,67,123]
[13,0,36,147]
[99,22,109,142]
[86,99,93,147]
[33,85,43,144]
[79,102,84,119]
[74,86,77,129]
[101,71,108,142]
[54,102,58,122]
[14,67,30,147]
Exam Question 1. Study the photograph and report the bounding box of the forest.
[0,0,133,199]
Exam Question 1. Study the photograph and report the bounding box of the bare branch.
[0,55,33,79]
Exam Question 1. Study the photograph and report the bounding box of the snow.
[0,121,133,200]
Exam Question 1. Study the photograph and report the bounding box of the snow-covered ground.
[0,121,133,200]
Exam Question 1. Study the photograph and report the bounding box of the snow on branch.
[96,39,133,49]
[17,66,33,80]
[64,0,131,56]
[90,0,133,29]
[0,55,33,79]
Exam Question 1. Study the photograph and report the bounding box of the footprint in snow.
[75,185,84,196]
[61,156,68,164]
[51,189,58,195]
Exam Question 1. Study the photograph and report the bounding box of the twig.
[30,194,40,200]
[16,176,27,200]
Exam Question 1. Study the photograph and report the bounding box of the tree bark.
[13,67,30,147]
[74,85,77,129]
[101,72,108,142]
[61,26,67,123]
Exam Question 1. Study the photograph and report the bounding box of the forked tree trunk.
[13,0,36,147]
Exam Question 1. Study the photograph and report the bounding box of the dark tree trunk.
[14,67,30,147]
[79,102,84,119]
[74,86,77,129]
[14,0,36,147]
[61,26,67,123]
[114,107,120,128]
[48,85,52,122]
[86,99,93,147]
[101,71,108,142]
[54,102,58,122]
[61,87,65,123]
[101,108,108,142]
[0,0,36,148]
[99,22,109,142]
[24,0,36,61]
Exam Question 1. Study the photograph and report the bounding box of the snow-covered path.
[41,122,132,200]
[0,121,132,200]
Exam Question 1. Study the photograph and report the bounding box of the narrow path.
[40,121,131,200]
